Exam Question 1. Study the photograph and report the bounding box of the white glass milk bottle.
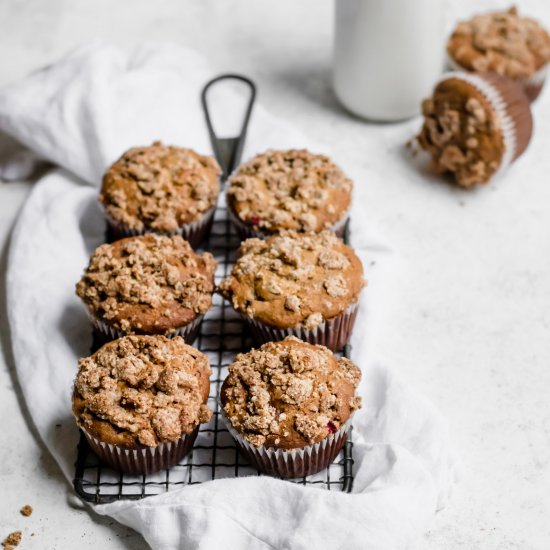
[333,0,445,121]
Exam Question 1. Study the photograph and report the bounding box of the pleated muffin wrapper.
[81,426,199,475]
[442,71,533,179]
[221,409,352,479]
[241,301,359,352]
[89,312,204,345]
[105,205,216,249]
[227,202,349,241]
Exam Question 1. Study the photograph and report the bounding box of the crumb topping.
[100,142,221,232]
[221,336,362,449]
[218,231,365,329]
[19,506,32,517]
[227,149,352,233]
[417,77,505,187]
[448,7,550,80]
[73,336,212,447]
[76,235,216,334]
[2,531,22,549]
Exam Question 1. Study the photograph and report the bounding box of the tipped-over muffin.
[227,149,352,239]
[218,231,365,350]
[73,335,212,474]
[447,7,550,101]
[76,234,216,342]
[100,142,221,246]
[416,72,532,187]
[220,336,362,477]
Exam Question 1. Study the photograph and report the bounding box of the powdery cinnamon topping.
[76,235,216,334]
[100,142,221,232]
[448,7,550,80]
[227,149,352,233]
[73,336,212,447]
[417,77,505,187]
[221,336,361,449]
[218,231,365,329]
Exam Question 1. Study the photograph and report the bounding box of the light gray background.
[1,0,549,548]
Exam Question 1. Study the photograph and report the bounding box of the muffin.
[76,234,216,343]
[227,149,352,239]
[100,142,221,247]
[416,72,533,188]
[220,336,362,478]
[447,7,550,101]
[73,335,212,474]
[218,231,365,351]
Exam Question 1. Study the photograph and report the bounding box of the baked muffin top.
[227,149,352,234]
[76,235,216,334]
[217,231,365,329]
[417,76,506,188]
[221,336,362,449]
[100,142,221,233]
[447,7,550,80]
[73,335,212,447]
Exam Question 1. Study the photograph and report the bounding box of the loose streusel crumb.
[76,234,216,334]
[221,336,362,449]
[2,531,21,549]
[100,142,221,232]
[448,7,550,80]
[416,77,505,187]
[20,505,32,517]
[218,231,365,329]
[227,149,352,233]
[73,335,212,447]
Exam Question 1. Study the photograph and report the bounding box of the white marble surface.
[1,0,549,548]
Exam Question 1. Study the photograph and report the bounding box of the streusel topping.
[227,149,352,233]
[217,231,365,329]
[76,235,216,333]
[100,142,221,232]
[73,336,212,447]
[417,77,505,187]
[448,7,550,80]
[221,337,361,449]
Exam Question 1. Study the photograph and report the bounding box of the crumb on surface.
[20,505,33,517]
[2,531,22,548]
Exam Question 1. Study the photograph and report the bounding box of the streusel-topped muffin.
[227,149,352,239]
[100,142,221,246]
[218,231,364,350]
[73,335,212,473]
[76,234,216,341]
[220,336,361,477]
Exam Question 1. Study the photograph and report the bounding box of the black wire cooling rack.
[73,206,355,504]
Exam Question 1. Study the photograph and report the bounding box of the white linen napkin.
[0,43,458,550]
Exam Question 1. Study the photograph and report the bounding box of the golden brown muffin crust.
[221,336,361,449]
[227,149,352,234]
[417,77,505,187]
[217,231,365,329]
[448,7,550,80]
[73,335,212,447]
[100,142,221,232]
[76,235,216,334]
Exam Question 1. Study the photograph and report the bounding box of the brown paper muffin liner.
[227,203,349,241]
[241,301,359,352]
[81,426,199,475]
[221,410,352,478]
[89,312,204,345]
[105,205,216,249]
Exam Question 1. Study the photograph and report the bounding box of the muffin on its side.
[100,142,221,247]
[227,149,352,239]
[217,231,365,351]
[447,7,550,101]
[220,336,362,478]
[73,335,212,474]
[416,72,533,188]
[76,234,216,343]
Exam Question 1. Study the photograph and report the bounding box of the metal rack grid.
[73,206,355,504]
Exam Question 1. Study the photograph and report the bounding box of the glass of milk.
[333,0,446,121]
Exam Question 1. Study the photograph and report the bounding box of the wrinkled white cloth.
[1,43,458,550]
